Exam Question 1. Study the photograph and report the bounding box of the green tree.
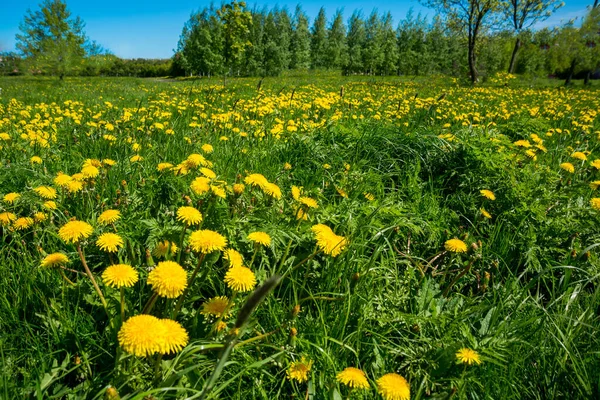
[244,8,266,76]
[363,11,384,75]
[275,9,293,70]
[290,6,311,69]
[501,0,563,73]
[311,8,328,68]
[217,0,252,76]
[177,8,224,77]
[263,11,284,76]
[344,11,366,74]
[325,10,347,69]
[380,12,399,75]
[422,0,500,83]
[16,0,88,79]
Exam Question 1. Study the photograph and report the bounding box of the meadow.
[0,73,599,399]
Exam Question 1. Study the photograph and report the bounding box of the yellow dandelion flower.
[147,261,187,298]
[215,321,228,331]
[41,252,69,268]
[480,208,492,219]
[480,189,495,200]
[98,209,121,225]
[572,151,587,161]
[43,201,57,210]
[158,319,189,354]
[67,180,84,193]
[103,159,116,166]
[456,348,482,365]
[513,140,531,148]
[287,357,313,383]
[591,198,600,210]
[296,208,308,220]
[71,173,85,182]
[364,192,375,201]
[201,144,214,153]
[157,162,174,171]
[34,212,47,222]
[224,266,256,292]
[591,159,600,170]
[200,167,216,179]
[0,212,17,226]
[377,373,410,400]
[284,162,292,170]
[3,192,20,204]
[201,296,231,317]
[336,367,370,389]
[299,197,318,209]
[336,187,348,198]
[244,173,269,187]
[233,183,245,195]
[83,159,102,168]
[176,206,203,226]
[31,156,42,164]
[102,264,139,288]
[118,314,167,357]
[81,165,100,178]
[34,186,57,200]
[189,229,227,253]
[311,224,348,257]
[247,231,271,247]
[262,182,282,199]
[186,153,207,168]
[223,248,244,268]
[590,181,600,190]
[445,238,468,253]
[211,185,226,198]
[14,217,34,230]
[96,233,124,253]
[130,155,143,163]
[152,240,179,257]
[191,176,211,195]
[291,185,302,201]
[58,220,93,243]
[560,162,575,173]
[54,173,72,188]
[323,163,331,169]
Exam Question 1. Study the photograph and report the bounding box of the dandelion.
[591,159,600,170]
[291,186,302,201]
[98,209,121,225]
[102,264,139,288]
[157,162,174,171]
[560,162,575,173]
[336,367,370,389]
[43,201,57,210]
[189,229,227,253]
[456,348,482,365]
[147,261,187,298]
[200,167,216,179]
[58,220,93,243]
[202,296,231,317]
[191,176,211,195]
[211,185,226,198]
[284,162,292,170]
[14,217,34,230]
[480,208,492,219]
[34,212,47,222]
[247,231,271,247]
[445,238,468,253]
[287,357,313,383]
[591,198,600,210]
[33,186,57,200]
[311,224,348,257]
[152,240,179,257]
[186,153,207,168]
[262,182,282,199]
[0,212,17,226]
[41,253,69,268]
[590,181,600,190]
[81,165,99,178]
[31,156,42,164]
[232,183,245,195]
[159,319,189,354]
[201,144,214,153]
[223,248,244,268]
[364,192,375,201]
[299,197,318,209]
[3,192,20,204]
[130,155,143,163]
[296,208,308,221]
[103,159,116,166]
[480,189,495,200]
[376,373,410,400]
[224,266,256,292]
[96,233,124,253]
[118,314,167,357]
[513,140,531,148]
[54,173,72,187]
[67,180,84,193]
[176,206,203,226]
[572,151,587,161]
[244,173,268,187]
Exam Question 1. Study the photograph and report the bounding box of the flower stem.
[77,244,108,310]
[172,253,205,319]
[176,225,187,264]
[59,269,76,286]
[142,292,159,314]
[120,287,125,323]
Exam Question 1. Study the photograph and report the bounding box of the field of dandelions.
[0,73,599,399]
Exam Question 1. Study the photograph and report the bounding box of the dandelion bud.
[289,327,298,337]
[291,304,301,317]
[351,272,360,281]
[105,386,120,400]
[471,242,479,251]
[571,249,577,258]
[121,180,127,187]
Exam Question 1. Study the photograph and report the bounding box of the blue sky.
[0,0,592,59]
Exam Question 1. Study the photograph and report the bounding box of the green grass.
[0,73,599,399]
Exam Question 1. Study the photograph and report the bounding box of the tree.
[422,0,500,83]
[311,8,328,68]
[177,8,224,77]
[363,11,384,75]
[325,10,347,69]
[344,11,366,74]
[501,0,563,73]
[16,0,88,79]
[290,6,311,69]
[217,0,252,76]
[380,12,399,75]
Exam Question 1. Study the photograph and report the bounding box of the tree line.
[3,0,600,84]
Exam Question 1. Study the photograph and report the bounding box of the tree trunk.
[584,71,591,85]
[468,41,478,84]
[508,37,522,74]
[565,60,576,86]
